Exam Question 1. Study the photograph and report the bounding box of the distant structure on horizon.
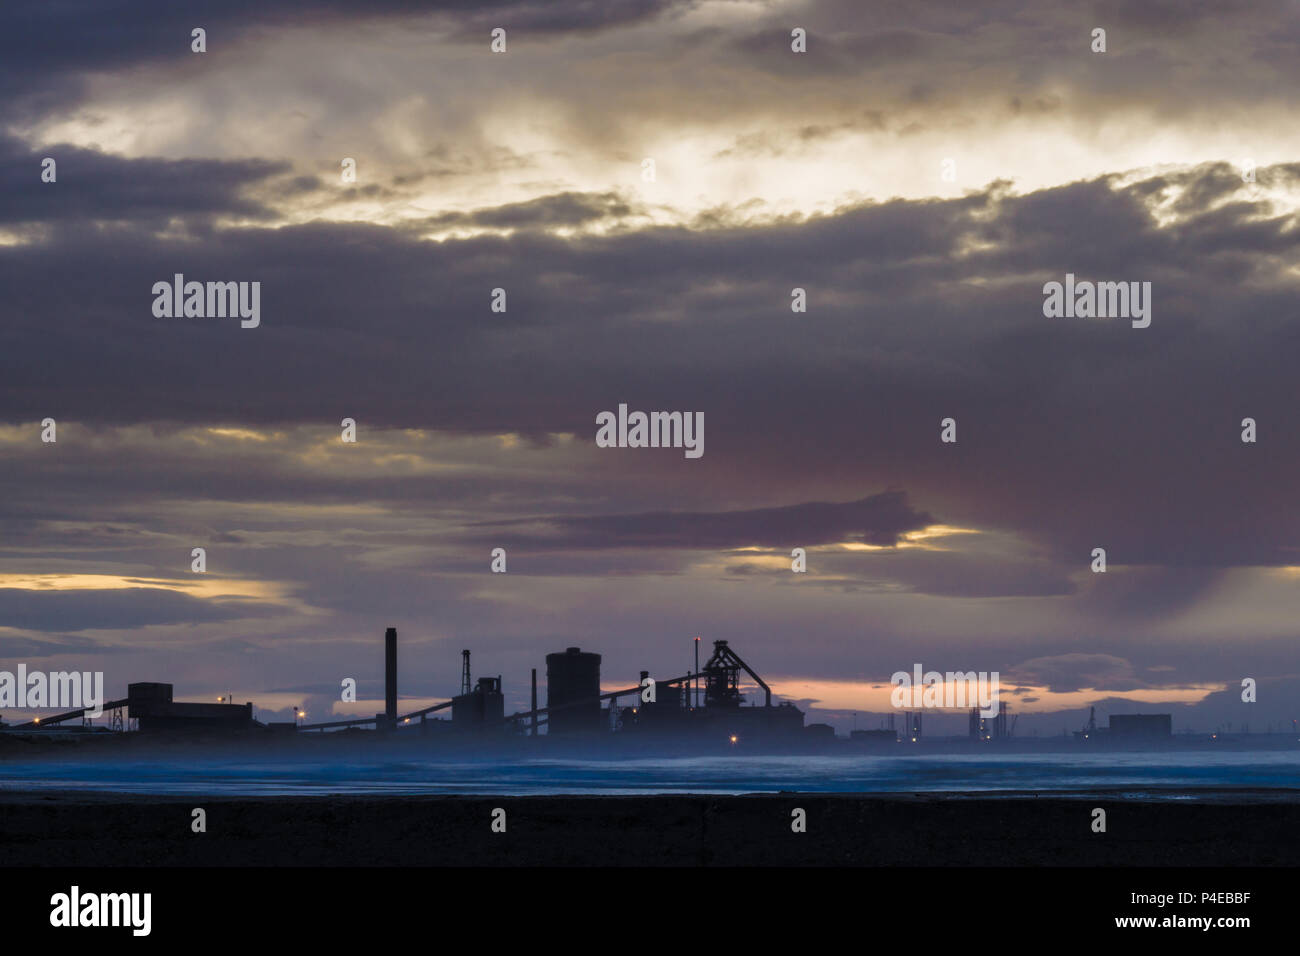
[1074,707,1173,740]
[969,701,1010,740]
[1109,713,1173,738]
[1,630,809,746]
[0,633,1265,754]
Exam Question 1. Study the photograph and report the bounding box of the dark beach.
[3,790,1297,867]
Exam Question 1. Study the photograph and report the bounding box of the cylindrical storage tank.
[546,647,601,735]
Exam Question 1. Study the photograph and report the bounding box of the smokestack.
[531,668,538,737]
[385,627,397,724]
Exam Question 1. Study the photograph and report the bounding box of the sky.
[1,0,1298,735]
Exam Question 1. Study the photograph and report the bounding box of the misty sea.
[2,750,1299,796]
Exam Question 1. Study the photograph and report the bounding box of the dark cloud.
[730,26,937,78]
[711,0,1300,115]
[442,0,684,38]
[0,0,686,99]
[0,2,699,148]
[477,491,932,550]
[1008,654,1143,693]
[818,547,1076,599]
[419,191,637,230]
[0,632,127,658]
[1,159,1296,581]
[0,588,284,632]
[0,133,286,226]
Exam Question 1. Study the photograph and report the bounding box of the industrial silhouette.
[3,628,1238,753]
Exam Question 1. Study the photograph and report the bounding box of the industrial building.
[545,647,603,735]
[1109,713,1172,738]
[0,628,812,746]
[126,682,254,733]
[265,631,808,746]
[452,677,506,731]
[1073,708,1174,740]
[1,625,1289,754]
[698,639,805,740]
[616,639,805,742]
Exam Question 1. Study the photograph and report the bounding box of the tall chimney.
[531,668,538,737]
[385,627,397,724]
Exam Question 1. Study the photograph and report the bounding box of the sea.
[2,750,1299,796]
